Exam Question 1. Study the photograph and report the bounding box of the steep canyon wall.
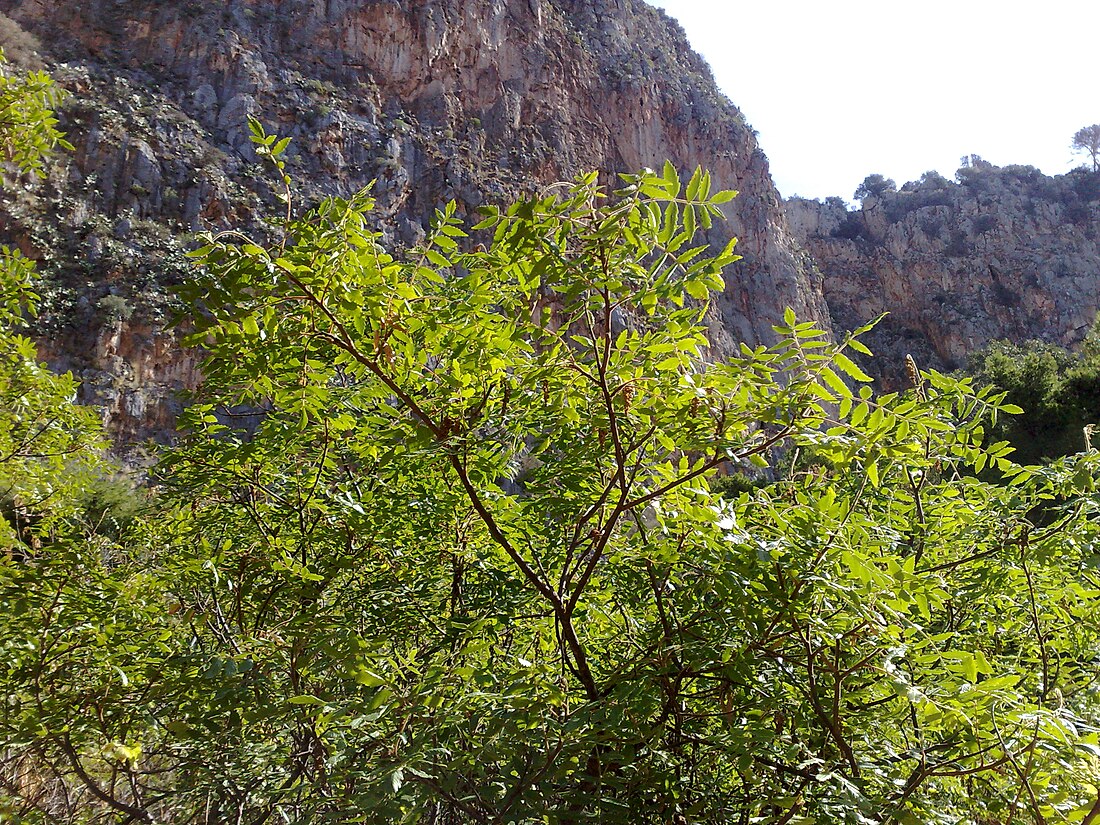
[789,164,1100,385]
[0,0,827,445]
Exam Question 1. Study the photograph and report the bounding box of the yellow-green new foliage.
[5,119,1100,825]
[0,46,72,178]
[0,53,103,550]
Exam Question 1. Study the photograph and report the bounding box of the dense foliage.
[968,335,1100,464]
[5,104,1100,825]
[0,54,104,550]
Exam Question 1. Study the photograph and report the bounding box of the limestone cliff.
[789,163,1100,386]
[0,0,828,446]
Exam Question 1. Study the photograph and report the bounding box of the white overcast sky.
[645,0,1100,201]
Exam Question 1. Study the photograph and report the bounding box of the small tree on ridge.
[1072,124,1100,171]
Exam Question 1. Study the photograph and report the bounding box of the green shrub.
[96,293,134,321]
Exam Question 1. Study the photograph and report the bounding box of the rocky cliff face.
[0,0,828,446]
[789,164,1100,386]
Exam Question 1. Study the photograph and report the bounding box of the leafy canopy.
[4,120,1100,825]
[967,330,1100,464]
[0,52,104,550]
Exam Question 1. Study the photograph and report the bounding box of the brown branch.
[278,264,600,698]
[793,618,859,777]
[1081,794,1100,825]
[1020,542,1051,703]
[56,737,152,824]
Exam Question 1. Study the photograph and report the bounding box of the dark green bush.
[967,336,1100,462]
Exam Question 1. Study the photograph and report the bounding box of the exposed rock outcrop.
[0,0,829,445]
[789,163,1100,385]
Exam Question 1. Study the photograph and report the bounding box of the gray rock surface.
[0,0,829,445]
[788,164,1100,386]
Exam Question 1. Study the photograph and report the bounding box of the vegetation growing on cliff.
[6,85,1100,825]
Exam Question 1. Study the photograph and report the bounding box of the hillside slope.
[789,163,1100,385]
